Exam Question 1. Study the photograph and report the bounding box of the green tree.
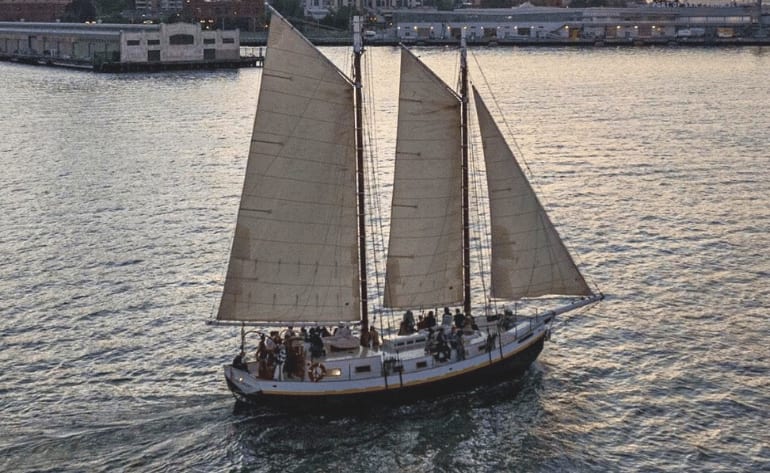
[319,6,360,30]
[63,0,96,22]
[96,0,128,16]
[270,0,304,19]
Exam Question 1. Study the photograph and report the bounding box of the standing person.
[441,307,453,327]
[256,334,269,378]
[404,310,415,333]
[273,342,287,381]
[454,308,465,330]
[360,326,371,347]
[426,311,436,329]
[455,330,465,361]
[370,325,380,350]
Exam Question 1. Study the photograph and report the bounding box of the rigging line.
[468,49,602,296]
[549,301,601,332]
[359,47,394,333]
[466,84,504,317]
[465,91,493,315]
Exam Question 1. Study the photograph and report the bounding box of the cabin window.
[169,34,194,45]
[354,365,371,374]
[126,40,140,46]
[416,361,427,369]
[327,368,342,377]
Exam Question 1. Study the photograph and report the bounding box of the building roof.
[0,21,161,39]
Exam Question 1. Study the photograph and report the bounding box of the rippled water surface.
[1,46,768,472]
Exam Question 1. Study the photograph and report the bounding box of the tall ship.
[210,9,602,406]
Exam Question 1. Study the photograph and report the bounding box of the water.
[1,46,768,472]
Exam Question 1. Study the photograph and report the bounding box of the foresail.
[384,48,463,309]
[472,87,592,299]
[217,14,359,323]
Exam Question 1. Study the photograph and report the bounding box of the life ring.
[308,362,326,382]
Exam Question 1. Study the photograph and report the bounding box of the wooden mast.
[460,30,471,318]
[353,17,369,342]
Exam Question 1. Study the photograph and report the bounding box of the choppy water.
[1,46,768,472]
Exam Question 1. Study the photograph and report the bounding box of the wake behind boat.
[210,9,602,407]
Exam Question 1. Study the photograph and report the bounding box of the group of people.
[233,323,383,382]
[232,308,482,380]
[398,306,477,336]
[396,307,476,362]
[425,324,466,362]
[253,330,298,381]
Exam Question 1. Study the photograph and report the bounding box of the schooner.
[211,10,602,406]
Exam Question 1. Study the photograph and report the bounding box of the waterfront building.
[134,0,185,13]
[386,5,764,42]
[0,21,242,69]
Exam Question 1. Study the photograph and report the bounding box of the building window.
[222,38,235,44]
[169,34,194,45]
[203,38,215,44]
[126,39,140,46]
[147,39,160,45]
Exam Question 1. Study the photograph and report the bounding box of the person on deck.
[435,327,451,362]
[426,311,436,329]
[463,313,476,334]
[405,310,415,332]
[232,351,247,371]
[441,307,453,327]
[370,325,380,350]
[454,329,465,361]
[454,308,465,330]
[273,342,287,381]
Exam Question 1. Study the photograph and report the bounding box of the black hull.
[226,333,546,410]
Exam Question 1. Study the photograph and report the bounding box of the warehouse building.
[0,21,247,71]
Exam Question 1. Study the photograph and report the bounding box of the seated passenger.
[232,351,247,371]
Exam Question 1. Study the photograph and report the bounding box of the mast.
[460,29,471,317]
[353,16,369,341]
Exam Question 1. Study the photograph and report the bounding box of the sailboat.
[212,10,602,406]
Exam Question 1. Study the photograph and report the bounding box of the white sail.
[217,15,360,323]
[472,87,592,299]
[384,48,464,309]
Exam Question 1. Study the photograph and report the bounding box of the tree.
[319,6,360,30]
[62,0,96,22]
[270,0,304,19]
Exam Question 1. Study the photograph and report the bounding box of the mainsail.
[217,15,360,323]
[472,87,592,298]
[384,48,464,309]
